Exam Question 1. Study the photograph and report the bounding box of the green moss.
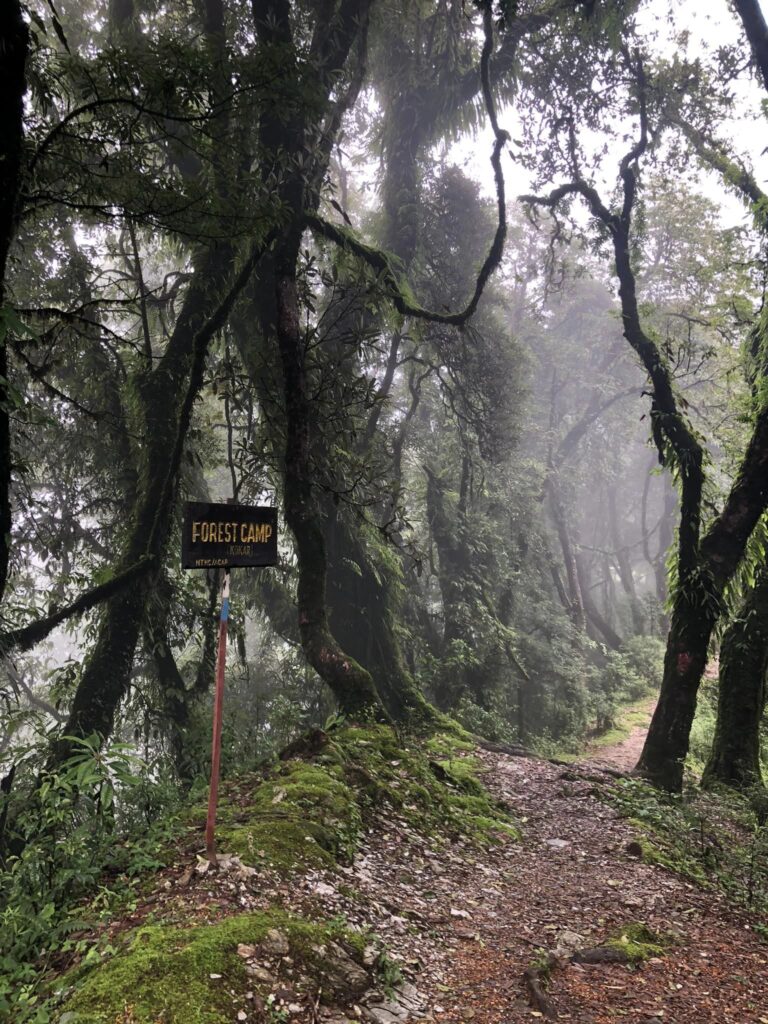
[187,725,516,877]
[425,730,475,758]
[51,726,519,1022]
[55,911,363,1024]
[604,922,669,963]
[435,756,485,795]
[218,819,336,871]
[214,761,362,873]
[623,817,708,884]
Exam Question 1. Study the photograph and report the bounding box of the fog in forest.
[2,1,768,1019]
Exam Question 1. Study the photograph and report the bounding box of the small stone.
[262,928,290,956]
[544,838,570,850]
[450,908,470,919]
[363,944,378,966]
[209,973,222,980]
[246,965,275,983]
[555,929,584,956]
[237,944,257,959]
[237,1013,247,1021]
[288,1004,302,1014]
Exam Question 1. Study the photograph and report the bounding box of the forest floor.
[51,713,768,1024]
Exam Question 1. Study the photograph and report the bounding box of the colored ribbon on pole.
[205,567,230,863]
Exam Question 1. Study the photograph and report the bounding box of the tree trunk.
[654,474,677,632]
[50,241,258,761]
[273,264,382,718]
[575,551,623,650]
[546,479,586,631]
[0,0,29,607]
[608,487,644,633]
[636,580,716,790]
[325,506,437,724]
[702,566,768,790]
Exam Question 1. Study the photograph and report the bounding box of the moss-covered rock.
[209,725,517,873]
[54,911,370,1024]
[216,760,362,872]
[603,921,669,963]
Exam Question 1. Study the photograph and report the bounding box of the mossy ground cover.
[202,725,517,873]
[49,725,517,1022]
[54,910,365,1023]
[603,921,671,963]
[607,777,768,923]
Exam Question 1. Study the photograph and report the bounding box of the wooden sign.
[182,501,277,568]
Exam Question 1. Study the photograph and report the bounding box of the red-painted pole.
[205,568,230,864]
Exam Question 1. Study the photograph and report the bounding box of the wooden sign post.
[206,569,229,862]
[182,501,278,864]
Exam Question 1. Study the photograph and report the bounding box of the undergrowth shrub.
[453,696,517,744]
[587,637,664,733]
[609,777,768,919]
[0,736,181,1023]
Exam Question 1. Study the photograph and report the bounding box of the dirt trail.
[581,697,657,772]
[429,751,767,1023]
[302,743,767,1024]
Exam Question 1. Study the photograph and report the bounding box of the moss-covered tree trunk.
[251,0,383,720]
[274,258,382,718]
[608,486,645,634]
[424,463,481,708]
[527,169,768,791]
[0,0,29,608]
[50,245,236,759]
[325,506,436,723]
[702,566,768,790]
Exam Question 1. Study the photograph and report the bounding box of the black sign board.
[182,502,278,569]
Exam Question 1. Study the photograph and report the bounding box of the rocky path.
[428,751,767,1023]
[285,744,767,1024]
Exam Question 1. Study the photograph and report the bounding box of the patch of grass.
[591,707,651,748]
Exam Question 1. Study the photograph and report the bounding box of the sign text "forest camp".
[182,501,278,568]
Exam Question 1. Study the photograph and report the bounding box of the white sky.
[449,0,768,230]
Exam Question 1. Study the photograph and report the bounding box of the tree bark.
[0,0,29,607]
[733,0,768,92]
[325,506,437,723]
[274,263,382,718]
[249,0,383,719]
[702,566,768,790]
[608,487,644,634]
[546,478,586,631]
[575,551,622,650]
[523,131,768,789]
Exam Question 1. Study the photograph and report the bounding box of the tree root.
[523,958,558,1019]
